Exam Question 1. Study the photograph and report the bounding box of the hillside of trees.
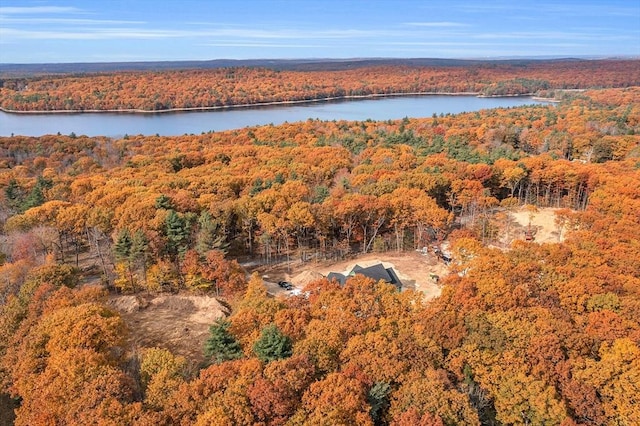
[1,57,623,77]
[0,85,639,424]
[1,59,639,112]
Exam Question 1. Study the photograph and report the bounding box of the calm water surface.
[0,95,549,137]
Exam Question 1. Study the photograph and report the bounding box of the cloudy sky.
[1,0,639,63]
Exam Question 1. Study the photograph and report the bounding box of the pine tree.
[131,229,150,283]
[253,324,292,363]
[113,228,137,291]
[113,229,132,261]
[4,178,23,211]
[367,381,391,425]
[204,319,243,364]
[21,184,44,212]
[131,229,148,259]
[20,176,53,212]
[196,210,228,256]
[165,210,189,259]
[155,194,174,210]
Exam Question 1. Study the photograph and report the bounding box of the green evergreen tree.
[204,319,243,364]
[113,228,137,291]
[367,381,391,425]
[20,176,53,212]
[113,229,132,261]
[253,324,292,363]
[4,178,23,211]
[165,210,189,259]
[311,185,330,204]
[196,210,228,256]
[131,229,150,282]
[130,229,149,260]
[21,187,44,211]
[155,194,174,210]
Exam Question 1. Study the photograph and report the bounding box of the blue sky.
[1,0,639,63]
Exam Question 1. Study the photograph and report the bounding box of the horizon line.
[1,55,639,67]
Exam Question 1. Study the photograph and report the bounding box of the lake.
[0,95,550,137]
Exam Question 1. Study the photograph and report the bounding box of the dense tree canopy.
[0,60,638,111]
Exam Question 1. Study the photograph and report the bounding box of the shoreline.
[530,96,561,103]
[0,91,546,115]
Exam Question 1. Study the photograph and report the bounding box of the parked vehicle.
[278,281,293,290]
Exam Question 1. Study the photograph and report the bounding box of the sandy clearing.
[509,207,564,244]
[257,251,447,300]
[107,293,229,365]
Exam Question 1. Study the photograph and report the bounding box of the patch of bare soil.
[509,207,565,244]
[107,293,229,364]
[256,251,448,300]
[290,270,325,287]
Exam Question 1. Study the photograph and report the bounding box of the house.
[327,263,403,291]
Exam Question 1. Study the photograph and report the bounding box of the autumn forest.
[1,59,638,112]
[1,60,640,425]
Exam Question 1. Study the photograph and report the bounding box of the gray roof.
[327,272,347,286]
[328,263,402,290]
[350,264,393,283]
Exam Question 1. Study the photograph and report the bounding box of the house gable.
[327,263,402,290]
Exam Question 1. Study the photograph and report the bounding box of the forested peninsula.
[1,59,638,112]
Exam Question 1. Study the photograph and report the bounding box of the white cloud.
[0,26,391,41]
[381,41,482,46]
[404,22,469,27]
[201,42,329,48]
[453,2,639,18]
[473,31,635,41]
[0,27,186,40]
[0,17,146,25]
[0,6,81,14]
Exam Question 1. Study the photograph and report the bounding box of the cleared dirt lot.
[107,293,229,365]
[257,250,448,300]
[509,207,565,244]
